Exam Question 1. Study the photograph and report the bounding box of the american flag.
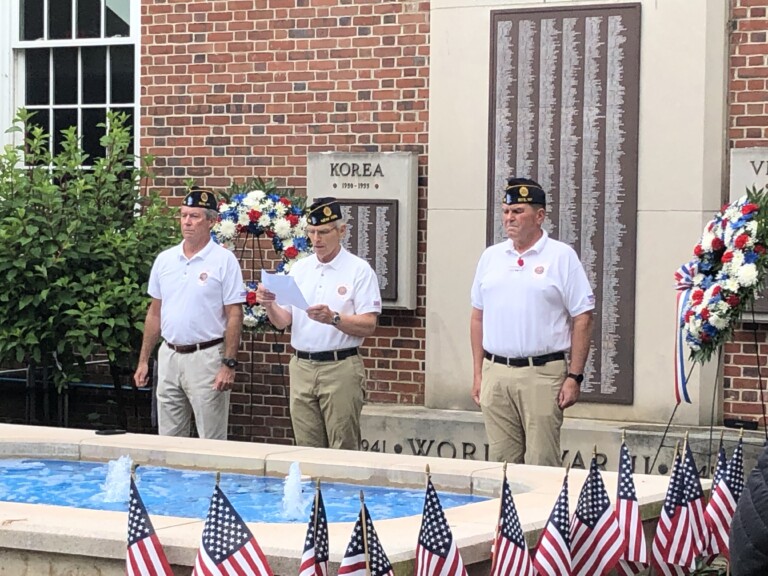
[299,487,329,576]
[701,438,727,559]
[126,476,174,576]
[338,502,393,576]
[192,484,273,576]
[490,475,534,576]
[681,442,708,558]
[415,478,467,576]
[650,450,694,575]
[570,457,626,576]
[704,437,745,560]
[533,470,571,576]
[615,442,648,576]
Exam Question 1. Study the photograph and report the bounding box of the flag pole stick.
[425,463,430,487]
[621,428,626,444]
[489,462,507,576]
[312,479,321,544]
[130,462,138,480]
[215,471,221,487]
[359,491,371,576]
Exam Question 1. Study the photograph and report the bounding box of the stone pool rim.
[0,423,674,575]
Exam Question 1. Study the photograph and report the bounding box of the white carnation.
[238,210,251,227]
[737,263,759,287]
[709,313,729,330]
[724,277,741,292]
[274,202,287,216]
[243,315,258,327]
[258,214,271,228]
[273,218,292,239]
[216,220,237,239]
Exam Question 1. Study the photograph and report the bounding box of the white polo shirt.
[148,239,245,345]
[287,247,382,352]
[470,231,594,358]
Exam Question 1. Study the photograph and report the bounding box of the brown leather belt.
[484,351,565,367]
[165,338,224,354]
[295,347,359,362]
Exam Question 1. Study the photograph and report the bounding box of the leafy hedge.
[0,109,179,389]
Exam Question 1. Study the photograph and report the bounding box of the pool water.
[0,459,488,523]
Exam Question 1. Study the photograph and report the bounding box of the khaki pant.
[289,354,366,450]
[479,357,566,467]
[157,342,230,440]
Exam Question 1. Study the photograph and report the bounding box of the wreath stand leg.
[238,232,296,445]
[746,304,768,444]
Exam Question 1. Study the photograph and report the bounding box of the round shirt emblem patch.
[337,285,348,296]
[534,265,545,275]
[198,272,209,285]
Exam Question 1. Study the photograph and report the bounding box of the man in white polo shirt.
[257,197,381,450]
[133,187,245,440]
[470,177,594,467]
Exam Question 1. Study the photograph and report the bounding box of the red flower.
[711,237,724,251]
[694,244,703,256]
[287,214,299,227]
[246,291,257,306]
[284,246,298,259]
[742,203,759,214]
[735,234,750,249]
[700,308,710,321]
[756,245,766,255]
[248,209,262,222]
[691,289,704,305]
[722,250,734,263]
[279,197,292,206]
[712,285,721,296]
[685,309,695,322]
[726,294,740,307]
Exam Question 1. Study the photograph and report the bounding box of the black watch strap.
[566,372,584,385]
[222,357,238,369]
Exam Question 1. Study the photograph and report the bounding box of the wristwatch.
[566,372,584,385]
[221,357,238,369]
[331,312,341,326]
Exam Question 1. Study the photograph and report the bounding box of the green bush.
[0,109,179,389]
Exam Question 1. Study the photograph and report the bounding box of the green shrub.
[0,109,179,389]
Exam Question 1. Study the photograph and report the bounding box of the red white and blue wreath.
[674,188,768,402]
[212,182,312,333]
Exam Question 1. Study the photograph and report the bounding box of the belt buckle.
[332,350,339,361]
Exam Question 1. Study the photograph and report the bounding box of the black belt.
[295,347,359,362]
[165,338,224,354]
[484,351,565,367]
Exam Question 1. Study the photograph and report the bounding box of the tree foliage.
[0,109,179,388]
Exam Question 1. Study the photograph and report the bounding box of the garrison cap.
[183,186,218,210]
[307,197,342,226]
[504,177,546,207]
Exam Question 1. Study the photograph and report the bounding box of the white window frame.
[6,0,140,157]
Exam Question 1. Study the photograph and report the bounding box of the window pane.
[82,47,106,104]
[106,0,129,37]
[110,45,134,104]
[25,48,50,106]
[53,108,78,156]
[49,0,73,39]
[54,48,78,105]
[21,0,44,40]
[82,108,106,160]
[77,0,101,38]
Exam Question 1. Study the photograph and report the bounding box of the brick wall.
[140,0,430,442]
[725,0,768,427]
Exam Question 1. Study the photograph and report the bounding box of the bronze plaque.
[488,4,641,404]
[339,199,399,301]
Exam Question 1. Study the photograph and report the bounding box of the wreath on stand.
[674,187,768,405]
[211,178,312,332]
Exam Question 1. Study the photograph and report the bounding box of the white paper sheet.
[261,270,309,310]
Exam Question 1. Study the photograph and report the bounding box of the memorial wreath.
[676,187,768,364]
[212,179,312,332]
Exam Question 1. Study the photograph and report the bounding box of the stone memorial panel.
[488,4,641,404]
